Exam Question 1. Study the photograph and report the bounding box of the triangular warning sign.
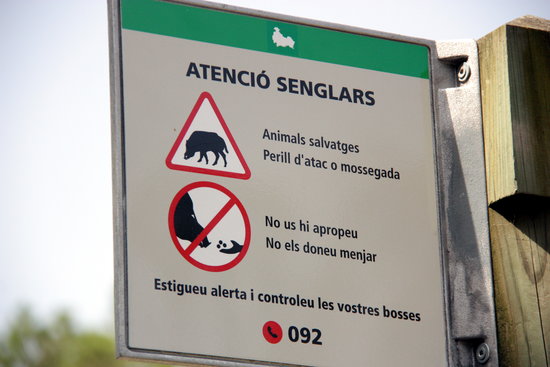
[166,92,251,180]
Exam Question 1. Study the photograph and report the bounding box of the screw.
[458,62,471,83]
[475,343,490,364]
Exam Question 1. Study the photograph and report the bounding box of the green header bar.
[121,0,429,79]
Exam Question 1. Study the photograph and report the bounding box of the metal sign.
[109,0,498,366]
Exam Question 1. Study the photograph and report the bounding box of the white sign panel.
[112,0,456,366]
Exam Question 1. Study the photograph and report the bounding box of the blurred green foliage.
[0,308,167,367]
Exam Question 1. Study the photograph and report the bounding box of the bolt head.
[475,343,490,364]
[458,63,471,83]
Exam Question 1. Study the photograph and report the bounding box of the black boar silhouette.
[173,193,211,248]
[184,131,228,167]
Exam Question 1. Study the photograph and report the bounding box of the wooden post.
[478,16,550,367]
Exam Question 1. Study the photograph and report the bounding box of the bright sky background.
[0,0,548,332]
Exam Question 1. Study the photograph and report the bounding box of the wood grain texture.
[479,16,550,204]
[489,199,549,367]
[479,25,515,204]
[479,15,550,367]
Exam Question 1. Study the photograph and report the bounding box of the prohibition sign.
[168,181,250,272]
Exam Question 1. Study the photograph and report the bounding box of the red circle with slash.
[168,181,250,272]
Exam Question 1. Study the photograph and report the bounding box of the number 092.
[288,326,322,345]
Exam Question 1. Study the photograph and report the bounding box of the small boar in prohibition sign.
[184,131,228,167]
[173,193,211,248]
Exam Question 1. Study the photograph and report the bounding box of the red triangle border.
[166,92,251,180]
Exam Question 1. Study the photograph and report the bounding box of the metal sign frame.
[109,0,498,365]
